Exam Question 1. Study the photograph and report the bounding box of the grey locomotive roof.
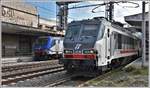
[68,17,140,40]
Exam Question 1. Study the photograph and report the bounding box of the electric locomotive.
[33,36,63,61]
[60,17,141,75]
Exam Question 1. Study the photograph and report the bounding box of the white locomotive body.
[60,17,141,74]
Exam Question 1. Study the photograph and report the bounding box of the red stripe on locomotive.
[64,54,96,59]
[120,49,137,54]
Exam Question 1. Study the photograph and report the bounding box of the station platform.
[2,56,33,64]
[126,57,149,68]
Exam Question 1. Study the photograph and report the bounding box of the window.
[65,25,81,38]
[118,34,122,49]
[114,32,136,50]
[97,24,105,40]
[58,40,60,43]
[114,32,118,49]
[81,24,98,36]
[36,38,48,46]
[19,36,32,56]
[51,40,56,46]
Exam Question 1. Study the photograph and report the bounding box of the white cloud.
[50,17,56,21]
[69,1,106,20]
[114,1,149,23]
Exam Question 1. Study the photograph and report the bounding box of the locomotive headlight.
[83,50,95,54]
[90,50,94,53]
[64,50,73,54]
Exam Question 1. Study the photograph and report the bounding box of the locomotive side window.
[118,34,122,49]
[122,35,125,49]
[97,23,105,40]
[58,40,60,43]
[114,32,118,49]
[114,32,136,50]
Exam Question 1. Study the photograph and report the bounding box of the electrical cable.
[91,5,104,13]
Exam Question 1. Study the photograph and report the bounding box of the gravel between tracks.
[56,76,93,87]
[3,71,93,87]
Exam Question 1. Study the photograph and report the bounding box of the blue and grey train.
[33,36,63,61]
[59,17,141,76]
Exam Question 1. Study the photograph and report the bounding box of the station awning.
[125,12,149,29]
[2,22,64,37]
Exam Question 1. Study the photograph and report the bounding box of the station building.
[1,0,63,63]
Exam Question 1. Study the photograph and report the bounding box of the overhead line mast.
[56,1,139,30]
[56,1,115,31]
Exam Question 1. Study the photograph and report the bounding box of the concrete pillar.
[142,1,146,67]
[149,1,150,68]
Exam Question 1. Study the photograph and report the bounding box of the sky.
[25,0,56,20]
[25,0,149,23]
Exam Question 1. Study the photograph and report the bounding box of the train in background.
[59,17,141,76]
[33,36,63,61]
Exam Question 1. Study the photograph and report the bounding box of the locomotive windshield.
[64,19,104,50]
[65,25,81,38]
[35,37,48,45]
[51,39,56,46]
[66,24,99,38]
[81,24,98,37]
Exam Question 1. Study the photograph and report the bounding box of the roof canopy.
[2,22,64,37]
[125,12,149,27]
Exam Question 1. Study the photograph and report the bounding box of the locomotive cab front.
[61,18,105,72]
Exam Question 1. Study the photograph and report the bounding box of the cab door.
[107,28,111,59]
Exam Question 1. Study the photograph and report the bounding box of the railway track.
[45,76,72,87]
[2,58,137,87]
[2,60,64,85]
[2,60,59,72]
[49,61,132,87]
[45,74,94,87]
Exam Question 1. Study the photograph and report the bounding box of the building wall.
[1,0,38,27]
[1,0,38,58]
[2,34,19,57]
[2,33,35,57]
[1,0,61,58]
[2,0,37,14]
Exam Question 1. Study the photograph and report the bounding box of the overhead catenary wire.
[91,5,105,13]
[68,1,139,14]
[25,1,56,19]
[26,1,56,13]
[91,1,139,13]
